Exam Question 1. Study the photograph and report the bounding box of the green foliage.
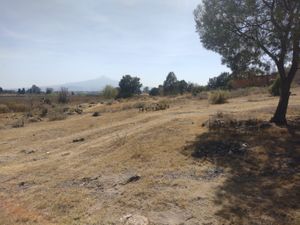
[208,72,232,90]
[102,85,118,99]
[143,86,149,94]
[178,80,188,94]
[149,87,160,96]
[194,0,300,75]
[17,88,26,95]
[163,72,178,95]
[27,85,41,94]
[46,88,54,94]
[118,75,142,98]
[209,90,229,104]
[58,87,69,104]
[269,77,281,96]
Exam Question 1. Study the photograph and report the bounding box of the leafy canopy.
[118,75,142,98]
[194,0,300,80]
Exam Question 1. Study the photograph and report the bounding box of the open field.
[0,89,300,225]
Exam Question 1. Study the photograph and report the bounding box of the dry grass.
[0,104,9,113]
[48,107,67,121]
[0,87,299,224]
[209,90,229,104]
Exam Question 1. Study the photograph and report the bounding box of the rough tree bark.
[270,80,291,125]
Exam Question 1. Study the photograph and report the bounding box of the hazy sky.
[0,0,228,89]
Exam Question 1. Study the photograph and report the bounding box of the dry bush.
[101,85,118,99]
[209,90,229,104]
[133,101,146,109]
[40,107,48,117]
[137,100,170,112]
[197,92,208,99]
[58,87,69,104]
[48,108,67,121]
[0,104,9,113]
[229,87,268,98]
[206,112,271,134]
[12,118,25,128]
[114,133,127,146]
[6,102,29,112]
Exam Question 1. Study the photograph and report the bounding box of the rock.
[61,152,70,156]
[20,149,35,154]
[121,175,141,185]
[120,214,149,225]
[92,112,101,117]
[28,117,42,123]
[73,138,85,143]
[75,108,83,114]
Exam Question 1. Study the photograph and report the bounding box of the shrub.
[46,88,54,94]
[102,85,118,99]
[269,76,281,96]
[12,118,25,128]
[6,102,29,112]
[58,87,69,104]
[133,102,146,109]
[118,75,142,98]
[40,107,48,117]
[209,90,229,104]
[149,87,160,96]
[48,108,67,121]
[0,104,9,113]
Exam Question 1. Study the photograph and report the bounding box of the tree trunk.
[270,81,291,125]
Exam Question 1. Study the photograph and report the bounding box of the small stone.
[92,112,101,117]
[120,214,149,225]
[73,138,85,143]
[121,175,141,185]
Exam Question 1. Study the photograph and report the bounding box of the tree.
[163,72,179,95]
[46,88,54,94]
[0,87,2,93]
[118,75,142,98]
[149,87,160,96]
[207,72,232,90]
[178,80,188,94]
[102,85,118,99]
[195,0,300,125]
[58,87,69,103]
[27,85,41,94]
[143,86,150,94]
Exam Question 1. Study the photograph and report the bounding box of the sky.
[0,0,229,89]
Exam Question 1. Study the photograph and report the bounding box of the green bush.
[269,76,281,96]
[149,87,160,96]
[102,85,118,99]
[209,90,229,104]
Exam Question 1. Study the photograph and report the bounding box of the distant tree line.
[100,72,208,99]
[0,85,58,95]
[148,72,207,97]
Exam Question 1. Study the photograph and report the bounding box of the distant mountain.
[48,76,118,92]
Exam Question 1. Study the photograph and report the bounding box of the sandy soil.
[0,90,299,225]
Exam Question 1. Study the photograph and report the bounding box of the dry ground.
[0,89,300,225]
